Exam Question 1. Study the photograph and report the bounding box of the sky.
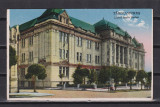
[10,9,153,71]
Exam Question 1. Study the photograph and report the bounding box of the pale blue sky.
[10,9,152,71]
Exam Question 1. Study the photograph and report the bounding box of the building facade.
[10,9,145,89]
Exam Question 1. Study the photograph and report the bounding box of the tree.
[98,67,111,85]
[88,69,97,84]
[127,69,136,90]
[9,45,17,68]
[25,64,47,92]
[80,68,89,85]
[111,66,126,90]
[72,65,83,85]
[146,72,151,90]
[38,72,47,88]
[9,45,17,92]
[120,68,128,83]
[136,70,147,90]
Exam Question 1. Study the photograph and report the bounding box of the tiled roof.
[37,9,64,23]
[19,18,37,32]
[19,9,64,32]
[94,19,131,37]
[69,16,95,33]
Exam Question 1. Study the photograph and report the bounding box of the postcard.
[8,9,153,101]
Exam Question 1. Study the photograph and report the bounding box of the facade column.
[122,46,124,66]
[132,50,135,69]
[109,41,112,65]
[127,47,129,68]
[138,52,140,70]
[118,45,120,66]
[50,29,54,62]
[114,43,116,65]
[130,49,133,68]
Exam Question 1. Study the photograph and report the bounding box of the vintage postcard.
[8,9,153,101]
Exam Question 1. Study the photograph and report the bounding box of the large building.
[10,9,145,89]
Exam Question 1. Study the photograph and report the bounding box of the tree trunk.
[83,77,86,90]
[115,83,117,91]
[130,80,132,90]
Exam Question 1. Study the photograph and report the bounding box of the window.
[63,49,65,59]
[59,16,69,24]
[66,50,69,59]
[60,16,62,22]
[59,32,62,42]
[87,40,91,49]
[98,56,100,64]
[66,67,69,78]
[29,51,33,62]
[62,32,65,43]
[59,49,62,59]
[60,31,69,43]
[79,37,82,46]
[95,55,100,64]
[63,67,65,75]
[66,19,69,24]
[65,33,69,43]
[80,53,82,62]
[95,56,97,64]
[77,52,82,62]
[21,39,25,48]
[76,37,82,46]
[87,54,91,63]
[95,42,99,50]
[60,49,68,59]
[77,52,79,61]
[59,67,69,78]
[22,53,25,62]
[29,36,33,46]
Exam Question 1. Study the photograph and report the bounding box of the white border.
[7,9,10,101]
[7,9,153,102]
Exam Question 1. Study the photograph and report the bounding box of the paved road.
[19,89,151,98]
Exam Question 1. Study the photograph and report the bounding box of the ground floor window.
[59,66,69,78]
